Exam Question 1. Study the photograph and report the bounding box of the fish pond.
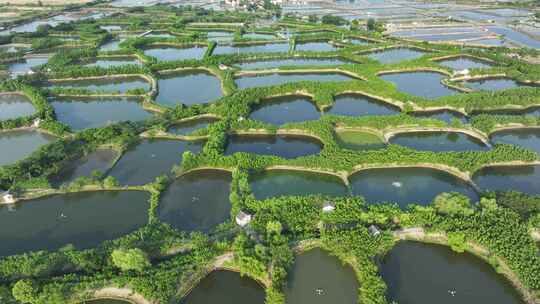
[144,46,207,61]
[349,167,479,206]
[326,93,400,116]
[107,139,203,186]
[250,170,349,200]
[180,270,265,304]
[249,95,321,125]
[0,93,36,120]
[213,43,290,55]
[285,248,359,304]
[335,130,386,150]
[168,117,219,136]
[50,97,153,130]
[48,76,151,94]
[50,149,119,187]
[380,72,458,99]
[295,41,338,52]
[365,48,426,64]
[412,110,468,124]
[0,191,149,256]
[225,134,322,158]
[156,70,222,106]
[490,129,540,155]
[473,165,540,195]
[8,57,48,75]
[463,78,525,91]
[380,242,524,304]
[389,131,489,152]
[157,170,232,232]
[0,130,55,167]
[436,56,492,70]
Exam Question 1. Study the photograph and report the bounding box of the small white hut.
[236,210,252,227]
[322,201,335,213]
[32,118,42,128]
[1,191,16,204]
[368,225,381,236]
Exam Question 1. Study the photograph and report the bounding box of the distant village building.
[236,210,252,227]
[368,225,381,236]
[1,191,16,204]
[322,201,335,213]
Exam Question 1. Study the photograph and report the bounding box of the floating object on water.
[392,181,402,188]
[448,289,457,296]
[315,288,324,295]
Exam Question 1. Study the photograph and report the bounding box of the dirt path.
[93,287,154,304]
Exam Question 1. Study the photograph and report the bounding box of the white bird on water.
[315,288,324,295]
[448,289,457,296]
[392,181,402,188]
[60,212,67,219]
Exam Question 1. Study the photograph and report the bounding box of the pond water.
[51,97,153,130]
[49,77,151,94]
[380,72,458,99]
[488,26,540,49]
[0,191,149,256]
[335,130,386,150]
[237,58,349,70]
[381,242,524,304]
[389,131,489,152]
[285,248,358,304]
[349,167,479,206]
[99,39,124,51]
[156,70,222,106]
[144,46,206,61]
[0,130,55,167]
[213,43,290,55]
[0,93,36,120]
[8,57,48,75]
[473,165,540,195]
[107,139,203,186]
[180,270,265,304]
[169,117,219,135]
[225,134,322,158]
[206,31,235,42]
[158,170,232,232]
[437,57,492,70]
[326,93,400,116]
[295,42,337,52]
[365,48,425,64]
[250,170,349,200]
[50,149,118,187]
[249,95,321,125]
[412,110,469,124]
[464,78,523,91]
[490,129,540,155]
[243,32,275,40]
[85,58,141,68]
[236,72,356,89]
